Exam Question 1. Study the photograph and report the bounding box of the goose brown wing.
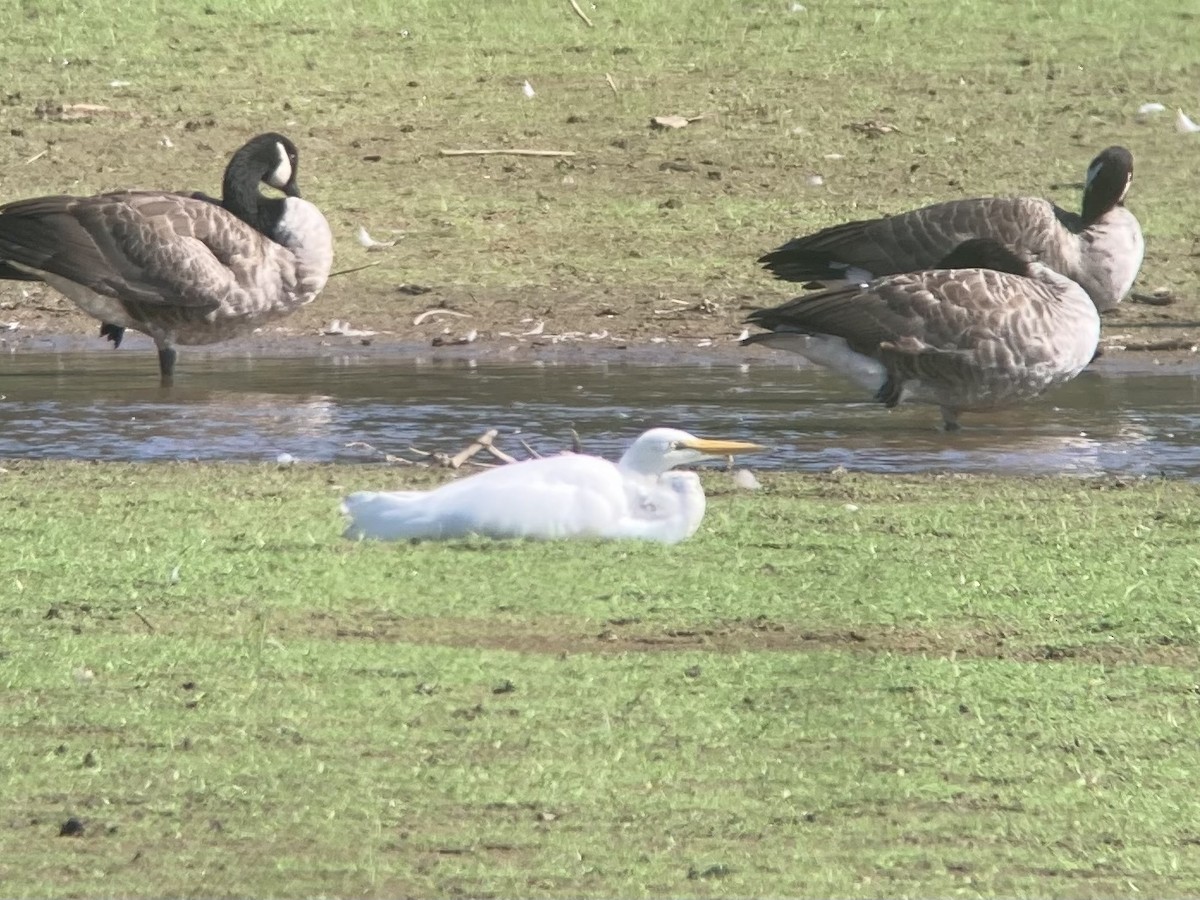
[0,192,280,309]
[0,195,127,290]
[760,197,1063,282]
[746,269,1040,357]
[0,261,41,281]
[749,272,965,355]
[744,283,912,356]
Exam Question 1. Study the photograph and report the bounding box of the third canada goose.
[758,146,1143,312]
[0,132,333,383]
[742,238,1100,429]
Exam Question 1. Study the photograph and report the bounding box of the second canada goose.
[758,146,1143,312]
[742,238,1101,429]
[0,133,333,383]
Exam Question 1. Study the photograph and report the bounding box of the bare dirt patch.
[2,110,1197,361]
[294,610,1200,669]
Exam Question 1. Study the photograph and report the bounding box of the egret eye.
[669,441,681,450]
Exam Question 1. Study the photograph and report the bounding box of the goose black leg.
[157,346,177,386]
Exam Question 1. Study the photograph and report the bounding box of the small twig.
[413,308,471,326]
[519,439,543,460]
[567,0,594,26]
[439,148,576,158]
[605,72,619,97]
[133,610,155,633]
[328,261,381,279]
[478,431,519,465]
[1120,337,1197,352]
[348,429,535,470]
[25,149,47,165]
[485,447,519,465]
[450,429,500,469]
[344,441,417,465]
[1129,291,1178,307]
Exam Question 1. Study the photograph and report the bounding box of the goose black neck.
[222,161,287,238]
[1081,146,1133,226]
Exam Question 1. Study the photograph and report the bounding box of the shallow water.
[2,350,1200,478]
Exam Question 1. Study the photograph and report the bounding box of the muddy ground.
[1,8,1197,366]
[3,242,1195,366]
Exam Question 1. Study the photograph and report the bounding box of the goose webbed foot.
[940,408,961,431]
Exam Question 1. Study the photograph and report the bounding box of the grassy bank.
[4,1,1200,895]
[3,461,1200,896]
[0,0,1197,347]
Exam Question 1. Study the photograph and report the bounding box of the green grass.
[1,0,1197,343]
[4,1,1200,895]
[4,461,1200,896]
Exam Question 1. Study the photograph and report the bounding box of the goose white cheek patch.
[267,141,293,190]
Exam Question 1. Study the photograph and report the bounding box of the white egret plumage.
[341,428,763,544]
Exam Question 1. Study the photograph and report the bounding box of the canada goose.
[758,146,1143,312]
[0,133,333,383]
[743,238,1100,429]
[341,428,764,544]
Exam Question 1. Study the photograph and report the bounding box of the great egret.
[743,238,1100,430]
[758,145,1142,312]
[341,428,763,544]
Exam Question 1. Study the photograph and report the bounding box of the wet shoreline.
[4,327,1200,375]
[4,345,1200,478]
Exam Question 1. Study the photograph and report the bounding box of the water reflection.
[1,350,1199,478]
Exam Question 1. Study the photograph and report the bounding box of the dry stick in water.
[479,432,519,465]
[449,429,501,469]
[439,149,576,158]
[348,430,594,470]
[567,0,594,27]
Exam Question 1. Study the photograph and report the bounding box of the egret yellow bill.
[341,427,763,544]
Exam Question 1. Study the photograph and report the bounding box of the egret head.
[618,427,763,476]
